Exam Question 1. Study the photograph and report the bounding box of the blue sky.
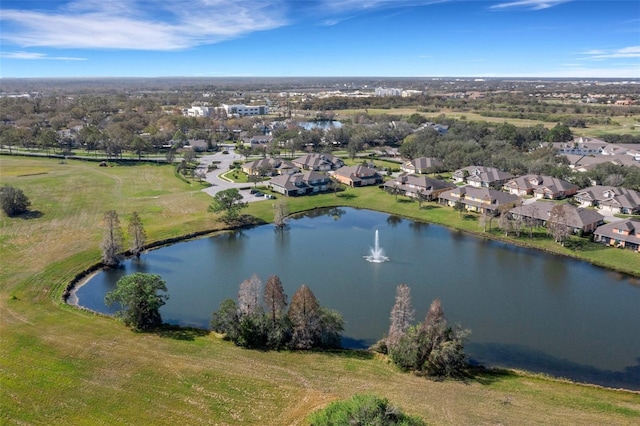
[1,0,638,78]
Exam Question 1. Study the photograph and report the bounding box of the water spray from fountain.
[364,229,389,263]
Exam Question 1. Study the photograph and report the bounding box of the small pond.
[73,207,640,389]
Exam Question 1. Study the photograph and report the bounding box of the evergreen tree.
[104,273,169,330]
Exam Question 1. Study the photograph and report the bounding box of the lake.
[73,207,640,389]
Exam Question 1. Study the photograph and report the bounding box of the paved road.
[198,147,266,203]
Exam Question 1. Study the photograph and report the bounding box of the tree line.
[105,268,470,379]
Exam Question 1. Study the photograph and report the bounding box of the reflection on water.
[74,208,640,389]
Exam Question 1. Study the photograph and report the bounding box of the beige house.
[574,186,640,215]
[333,165,383,187]
[242,158,297,176]
[504,174,578,199]
[438,186,520,216]
[292,153,344,171]
[401,157,443,174]
[452,166,514,188]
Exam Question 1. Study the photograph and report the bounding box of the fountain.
[364,229,389,263]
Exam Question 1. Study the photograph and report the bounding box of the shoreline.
[64,206,640,392]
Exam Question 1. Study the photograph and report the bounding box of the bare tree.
[128,211,146,258]
[419,299,469,377]
[387,284,414,348]
[273,199,289,230]
[604,173,625,187]
[264,275,287,327]
[498,210,512,236]
[288,284,321,349]
[100,210,124,266]
[237,274,263,318]
[547,204,572,246]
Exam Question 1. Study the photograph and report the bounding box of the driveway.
[198,147,266,203]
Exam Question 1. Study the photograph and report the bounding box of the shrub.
[307,394,425,426]
[0,185,31,216]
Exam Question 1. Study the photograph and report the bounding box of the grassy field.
[1,155,639,425]
[334,107,640,138]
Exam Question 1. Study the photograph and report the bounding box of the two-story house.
[504,174,578,199]
[384,175,455,201]
[242,158,298,176]
[268,171,331,196]
[401,157,443,174]
[594,219,640,252]
[292,153,344,171]
[452,166,514,189]
[574,186,640,215]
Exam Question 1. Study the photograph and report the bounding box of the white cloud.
[490,0,571,11]
[580,46,640,60]
[319,0,450,12]
[0,51,86,61]
[0,0,288,50]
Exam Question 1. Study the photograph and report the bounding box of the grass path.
[1,156,639,425]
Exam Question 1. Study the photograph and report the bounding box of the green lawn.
[1,155,639,425]
[333,107,640,138]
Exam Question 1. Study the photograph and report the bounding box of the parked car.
[254,191,264,197]
[265,194,275,199]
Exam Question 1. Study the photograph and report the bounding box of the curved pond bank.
[72,207,640,390]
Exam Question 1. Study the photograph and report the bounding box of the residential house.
[452,166,514,188]
[438,186,520,215]
[504,174,578,199]
[241,158,297,176]
[594,219,640,252]
[417,122,449,135]
[292,153,344,171]
[401,157,444,174]
[509,201,604,234]
[574,186,640,215]
[243,134,273,150]
[553,137,607,155]
[185,139,209,152]
[384,175,455,201]
[333,164,383,187]
[267,171,331,196]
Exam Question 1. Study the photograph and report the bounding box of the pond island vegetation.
[2,78,640,424]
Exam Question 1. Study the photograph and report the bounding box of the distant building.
[374,87,402,97]
[220,104,268,117]
[185,106,212,117]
